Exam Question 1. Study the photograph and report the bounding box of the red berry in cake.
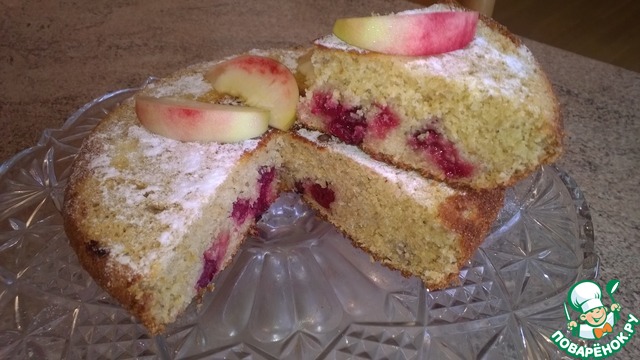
[197,231,230,289]
[309,183,336,210]
[311,92,367,145]
[253,167,277,217]
[196,257,218,289]
[408,125,474,178]
[231,198,253,226]
[295,179,336,210]
[369,106,400,139]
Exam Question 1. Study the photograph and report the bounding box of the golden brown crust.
[63,132,280,335]
[64,186,163,333]
[62,102,167,332]
[471,0,565,177]
[467,0,565,173]
[438,187,504,270]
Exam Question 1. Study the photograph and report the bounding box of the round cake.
[63,3,562,334]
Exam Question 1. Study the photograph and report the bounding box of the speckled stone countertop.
[2,0,639,358]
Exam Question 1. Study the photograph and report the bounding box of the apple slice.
[332,11,478,56]
[135,95,269,143]
[205,55,299,131]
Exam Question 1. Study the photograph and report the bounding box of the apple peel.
[135,96,270,143]
[332,11,478,56]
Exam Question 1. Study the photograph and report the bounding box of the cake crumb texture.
[301,3,562,189]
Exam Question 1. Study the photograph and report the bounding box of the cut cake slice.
[297,3,563,189]
[63,48,504,334]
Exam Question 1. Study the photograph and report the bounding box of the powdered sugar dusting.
[146,74,211,98]
[84,100,260,273]
[401,3,456,14]
[76,49,304,275]
[105,127,257,270]
[315,34,368,53]
[88,152,121,180]
[405,34,535,97]
[295,128,454,206]
[316,4,536,98]
[248,48,306,73]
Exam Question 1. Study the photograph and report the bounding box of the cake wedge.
[297,3,563,189]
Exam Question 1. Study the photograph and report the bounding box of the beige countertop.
[2,0,639,358]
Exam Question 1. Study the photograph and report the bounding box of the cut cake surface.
[297,3,563,189]
[63,48,505,334]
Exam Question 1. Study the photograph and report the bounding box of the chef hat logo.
[569,280,604,313]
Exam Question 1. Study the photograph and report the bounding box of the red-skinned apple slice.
[205,55,299,131]
[135,96,269,143]
[332,11,478,56]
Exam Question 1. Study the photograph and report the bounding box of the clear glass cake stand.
[0,86,598,359]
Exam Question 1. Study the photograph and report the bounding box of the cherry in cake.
[200,166,278,290]
[408,125,474,179]
[309,91,400,145]
[197,231,230,289]
[295,179,336,210]
[231,166,278,226]
[310,92,367,145]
